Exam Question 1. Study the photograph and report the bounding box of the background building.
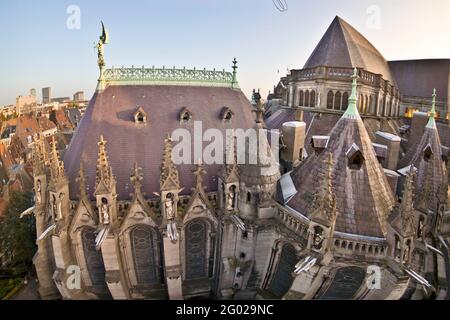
[42,87,52,104]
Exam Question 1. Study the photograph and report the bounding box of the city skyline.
[1,0,450,106]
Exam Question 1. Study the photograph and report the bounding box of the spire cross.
[427,88,437,128]
[231,57,238,88]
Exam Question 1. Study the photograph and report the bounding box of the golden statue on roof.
[96,21,109,69]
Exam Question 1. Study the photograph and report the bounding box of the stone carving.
[100,198,110,225]
[312,226,324,251]
[56,193,64,221]
[227,185,236,210]
[164,193,175,221]
[35,180,42,205]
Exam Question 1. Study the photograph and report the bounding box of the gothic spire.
[395,168,416,236]
[49,135,66,184]
[160,134,180,191]
[95,135,114,192]
[76,163,88,199]
[252,89,265,125]
[32,130,47,176]
[426,89,437,129]
[310,152,337,227]
[221,136,239,183]
[416,153,436,213]
[342,68,361,120]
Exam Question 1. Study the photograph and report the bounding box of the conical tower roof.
[288,70,395,238]
[304,16,395,84]
[399,89,444,212]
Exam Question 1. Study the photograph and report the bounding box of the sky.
[0,0,449,106]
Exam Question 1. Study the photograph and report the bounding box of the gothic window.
[180,107,193,123]
[423,145,433,162]
[299,91,304,107]
[305,90,310,107]
[347,144,364,170]
[134,107,148,124]
[268,243,297,298]
[327,91,334,109]
[334,92,341,110]
[342,92,349,111]
[359,94,364,112]
[310,91,316,108]
[318,267,366,300]
[185,219,208,280]
[82,226,109,296]
[130,225,163,286]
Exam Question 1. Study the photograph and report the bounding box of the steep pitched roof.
[64,85,255,199]
[399,90,445,211]
[288,71,395,237]
[304,16,395,84]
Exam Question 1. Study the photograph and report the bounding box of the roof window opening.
[180,107,192,123]
[133,106,148,124]
[221,107,234,122]
[346,144,364,170]
[423,145,433,162]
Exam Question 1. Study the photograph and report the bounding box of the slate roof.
[288,85,395,237]
[304,16,395,84]
[389,59,450,103]
[63,85,255,199]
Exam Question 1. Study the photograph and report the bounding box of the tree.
[0,191,36,275]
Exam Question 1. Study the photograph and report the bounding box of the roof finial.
[76,163,88,198]
[343,68,361,120]
[231,57,238,89]
[96,21,109,92]
[130,162,144,193]
[160,134,180,191]
[426,88,437,129]
[95,135,113,188]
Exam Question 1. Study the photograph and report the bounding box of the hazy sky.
[1,0,449,106]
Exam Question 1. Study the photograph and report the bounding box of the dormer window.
[134,106,148,124]
[180,107,192,123]
[221,107,234,122]
[346,143,364,170]
[423,145,433,162]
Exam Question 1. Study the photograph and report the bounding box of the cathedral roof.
[398,91,445,211]
[389,59,450,103]
[63,83,254,200]
[288,71,395,238]
[304,16,395,84]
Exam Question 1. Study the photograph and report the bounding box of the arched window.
[268,243,297,298]
[130,225,163,286]
[305,90,310,107]
[185,219,208,280]
[334,92,341,111]
[310,91,316,108]
[247,192,252,203]
[327,91,334,109]
[359,94,364,112]
[417,216,425,238]
[342,92,349,111]
[81,227,110,297]
[299,91,304,107]
[394,235,401,262]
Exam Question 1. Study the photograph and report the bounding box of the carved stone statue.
[312,226,324,250]
[165,193,175,221]
[35,180,42,205]
[394,237,402,262]
[226,185,236,210]
[100,198,110,225]
[402,241,411,264]
[417,217,424,238]
[55,193,64,221]
[49,194,57,222]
